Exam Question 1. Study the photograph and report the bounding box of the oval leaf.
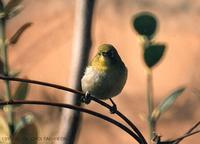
[0,12,5,19]
[152,87,185,121]
[0,116,10,144]
[5,0,23,19]
[9,71,20,77]
[10,22,32,44]
[5,0,23,11]
[144,44,165,68]
[13,114,38,144]
[133,12,157,39]
[13,82,29,101]
[6,5,23,19]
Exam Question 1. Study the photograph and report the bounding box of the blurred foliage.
[13,81,29,107]
[0,0,36,143]
[0,116,10,144]
[143,44,165,68]
[152,87,185,122]
[4,0,23,19]
[13,114,38,144]
[132,12,165,68]
[9,22,32,44]
[133,12,157,39]
[132,11,186,142]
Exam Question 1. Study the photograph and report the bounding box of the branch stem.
[0,75,147,144]
[0,1,14,137]
[147,69,154,142]
[0,100,142,144]
[173,121,200,144]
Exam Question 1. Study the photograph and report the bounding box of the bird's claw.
[81,91,91,104]
[110,104,117,114]
[109,98,117,114]
[152,133,161,144]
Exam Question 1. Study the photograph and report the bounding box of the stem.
[0,75,148,144]
[147,69,154,142]
[0,100,142,144]
[116,111,147,144]
[90,97,147,144]
[0,1,14,137]
[173,121,200,144]
[59,0,95,143]
[173,130,200,144]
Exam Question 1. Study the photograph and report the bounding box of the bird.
[81,44,127,112]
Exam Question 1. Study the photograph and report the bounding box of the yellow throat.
[91,55,109,72]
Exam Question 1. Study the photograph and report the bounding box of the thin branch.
[0,100,142,144]
[0,75,84,95]
[116,111,147,144]
[173,121,200,144]
[154,121,200,144]
[159,130,200,144]
[183,120,200,134]
[146,69,154,141]
[89,98,147,144]
[173,130,200,144]
[0,75,147,144]
[0,0,14,136]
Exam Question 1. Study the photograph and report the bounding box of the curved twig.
[0,75,147,144]
[173,121,200,144]
[91,97,147,144]
[173,130,200,144]
[0,75,84,96]
[0,100,141,144]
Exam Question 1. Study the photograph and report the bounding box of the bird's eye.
[102,52,107,56]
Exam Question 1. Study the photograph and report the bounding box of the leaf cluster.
[0,0,37,143]
[132,12,190,143]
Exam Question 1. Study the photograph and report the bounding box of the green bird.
[81,44,128,104]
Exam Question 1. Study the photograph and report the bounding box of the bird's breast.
[81,64,127,99]
[81,66,106,92]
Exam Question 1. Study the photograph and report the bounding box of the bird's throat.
[91,56,108,72]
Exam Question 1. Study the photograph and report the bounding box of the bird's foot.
[152,133,161,144]
[81,91,92,104]
[109,98,117,114]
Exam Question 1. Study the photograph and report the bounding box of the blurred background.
[2,0,200,143]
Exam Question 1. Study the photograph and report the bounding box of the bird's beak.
[99,54,106,62]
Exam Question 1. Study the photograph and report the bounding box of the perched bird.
[81,44,128,102]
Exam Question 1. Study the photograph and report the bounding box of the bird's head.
[90,44,123,71]
[97,44,120,62]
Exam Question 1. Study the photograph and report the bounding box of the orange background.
[3,0,200,143]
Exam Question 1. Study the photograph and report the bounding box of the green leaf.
[9,22,32,44]
[13,114,38,144]
[5,0,23,11]
[13,82,29,101]
[144,44,165,68]
[0,12,5,19]
[5,0,23,19]
[9,70,20,77]
[133,12,157,39]
[152,87,185,121]
[0,116,10,144]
